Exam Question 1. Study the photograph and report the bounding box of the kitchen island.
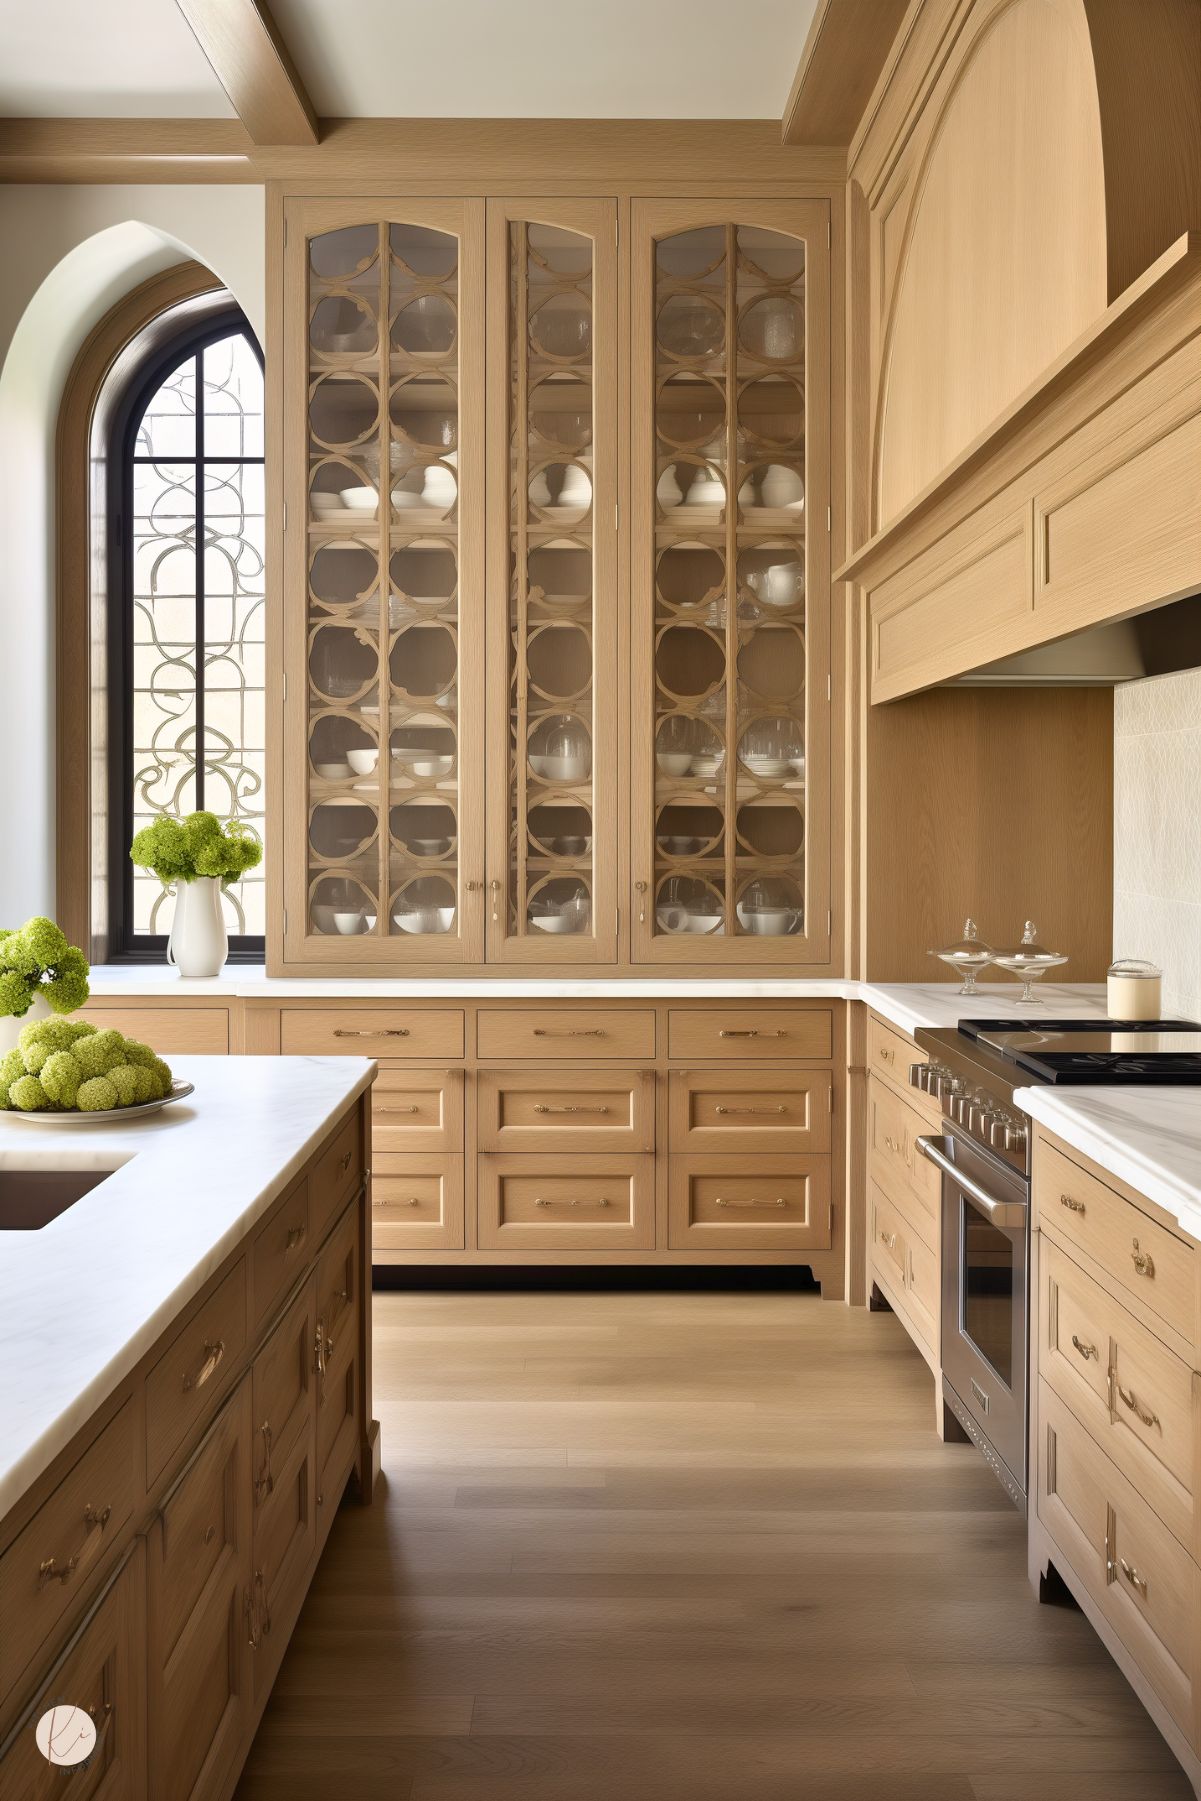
[0,1054,377,1799]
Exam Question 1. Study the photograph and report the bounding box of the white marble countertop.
[0,1055,373,1521]
[1016,1085,1201,1238]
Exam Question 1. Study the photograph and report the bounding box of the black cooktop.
[957,1018,1201,1085]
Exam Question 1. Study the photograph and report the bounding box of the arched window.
[107,310,266,957]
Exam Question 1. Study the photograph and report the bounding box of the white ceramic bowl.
[311,493,344,516]
[529,754,589,783]
[332,910,366,935]
[346,748,379,775]
[314,761,351,780]
[689,477,724,506]
[742,756,792,779]
[392,906,456,935]
[529,911,574,934]
[390,488,426,510]
[690,755,724,778]
[341,487,379,513]
[409,838,451,856]
[656,752,692,776]
[736,905,795,937]
[688,913,724,934]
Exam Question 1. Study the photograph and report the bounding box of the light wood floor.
[235,1289,1191,1800]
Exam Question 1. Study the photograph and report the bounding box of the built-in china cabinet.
[279,193,830,972]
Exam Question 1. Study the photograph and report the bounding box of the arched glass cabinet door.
[485,200,618,962]
[630,202,831,964]
[281,200,486,965]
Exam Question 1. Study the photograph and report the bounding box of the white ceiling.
[0,0,819,120]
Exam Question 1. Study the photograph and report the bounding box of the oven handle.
[916,1135,1028,1230]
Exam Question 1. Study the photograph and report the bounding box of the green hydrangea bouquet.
[0,1018,174,1113]
[129,811,262,885]
[0,917,90,1020]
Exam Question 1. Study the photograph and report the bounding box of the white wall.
[0,184,264,927]
[1113,668,1201,1020]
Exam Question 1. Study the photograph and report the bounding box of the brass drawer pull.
[491,878,501,922]
[338,1150,353,1173]
[1060,1193,1086,1214]
[533,1103,610,1115]
[377,1105,420,1115]
[285,1222,306,1252]
[878,1227,897,1248]
[1119,1557,1148,1599]
[533,1196,610,1208]
[372,1195,422,1207]
[877,1045,894,1062]
[883,1134,907,1155]
[1070,1334,1097,1361]
[715,1105,788,1116]
[255,1422,274,1502]
[1131,1239,1156,1278]
[635,880,647,924]
[183,1339,224,1393]
[532,1028,605,1038]
[1117,1384,1161,1430]
[314,1322,327,1396]
[37,1504,112,1587]
[717,1197,789,1210]
[333,1027,410,1038]
[245,1585,261,1649]
[719,1028,787,1039]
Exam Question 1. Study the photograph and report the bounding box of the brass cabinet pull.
[490,878,501,923]
[533,1103,610,1115]
[37,1503,112,1587]
[314,1321,327,1397]
[715,1105,788,1116]
[183,1339,224,1393]
[719,1029,787,1039]
[372,1195,421,1207]
[285,1222,306,1252]
[1070,1333,1098,1361]
[333,1027,409,1038]
[377,1105,419,1115]
[634,879,647,924]
[1117,1384,1161,1430]
[533,1196,610,1208]
[465,880,482,892]
[256,1567,271,1638]
[877,1044,894,1063]
[1060,1193,1086,1214]
[878,1227,897,1248]
[1119,1557,1148,1599]
[532,1027,605,1037]
[1131,1239,1156,1278]
[338,1151,352,1173]
[717,1197,789,1210]
[203,1524,216,1545]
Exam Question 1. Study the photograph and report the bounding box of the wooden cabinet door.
[147,1377,253,1801]
[314,1204,362,1537]
[484,199,619,962]
[629,200,831,964]
[251,1279,317,1695]
[282,198,487,967]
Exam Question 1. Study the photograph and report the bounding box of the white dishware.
[420,466,457,505]
[390,488,426,510]
[690,754,724,778]
[393,905,456,935]
[392,749,454,779]
[529,469,554,507]
[314,761,351,780]
[409,837,452,856]
[346,748,379,776]
[688,474,724,506]
[742,755,792,779]
[529,753,589,782]
[332,910,366,935]
[657,465,686,509]
[311,492,344,516]
[656,904,689,934]
[687,912,724,934]
[736,903,795,936]
[557,465,592,506]
[659,836,702,856]
[544,836,590,857]
[749,562,800,608]
[1107,958,1163,1021]
[6,1079,195,1126]
[758,465,805,510]
[656,752,692,776]
[341,486,379,512]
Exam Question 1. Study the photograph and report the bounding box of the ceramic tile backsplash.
[1113,668,1201,1019]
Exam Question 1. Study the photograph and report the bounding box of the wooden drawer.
[371,1157,464,1251]
[311,1105,363,1247]
[667,1007,832,1061]
[371,1068,463,1153]
[477,1068,654,1152]
[252,1421,314,1701]
[1037,1137,1196,1346]
[82,1004,228,1054]
[279,1007,464,1059]
[251,1174,311,1330]
[145,1262,247,1486]
[1038,1378,1200,1740]
[253,1280,316,1492]
[0,1546,145,1801]
[669,1068,831,1153]
[869,1183,911,1296]
[477,1009,655,1060]
[866,1013,939,1126]
[668,1156,831,1251]
[906,1216,940,1353]
[315,1205,361,1511]
[478,1155,655,1250]
[0,1399,137,1707]
[1040,1236,1199,1557]
[867,1075,941,1249]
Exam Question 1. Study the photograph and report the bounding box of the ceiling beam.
[782,0,911,146]
[174,0,318,145]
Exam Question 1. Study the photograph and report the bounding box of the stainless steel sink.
[0,1160,125,1230]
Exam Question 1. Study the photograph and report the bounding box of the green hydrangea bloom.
[44,945,89,1015]
[131,811,261,885]
[41,1051,82,1108]
[150,1057,174,1098]
[20,918,68,968]
[130,1066,159,1104]
[77,1076,119,1112]
[0,934,38,980]
[0,1048,24,1085]
[108,1064,140,1107]
[129,818,191,883]
[121,1039,157,1069]
[19,1016,82,1055]
[9,1074,48,1110]
[0,971,31,1016]
[20,1037,52,1074]
[74,1029,126,1079]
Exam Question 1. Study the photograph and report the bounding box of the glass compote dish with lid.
[990,920,1069,1005]
[929,917,994,995]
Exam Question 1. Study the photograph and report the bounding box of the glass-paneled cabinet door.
[281,200,486,965]
[630,202,831,964]
[484,200,618,962]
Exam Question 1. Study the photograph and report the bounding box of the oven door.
[920,1129,1029,1504]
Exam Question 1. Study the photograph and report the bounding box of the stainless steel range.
[910,1016,1201,1514]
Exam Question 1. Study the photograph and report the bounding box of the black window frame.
[106,307,266,963]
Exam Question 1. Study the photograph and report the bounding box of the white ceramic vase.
[0,989,51,1057]
[168,877,228,979]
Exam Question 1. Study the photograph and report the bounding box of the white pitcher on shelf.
[167,878,228,979]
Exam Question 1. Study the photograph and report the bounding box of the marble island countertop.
[1015,1085,1201,1238]
[0,1055,374,1521]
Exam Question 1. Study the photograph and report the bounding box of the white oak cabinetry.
[864,1010,944,1383]
[1030,1128,1201,1794]
[0,1098,374,1801]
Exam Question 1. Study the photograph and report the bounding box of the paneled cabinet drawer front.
[1038,1380,1199,1739]
[146,1262,248,1486]
[0,1546,145,1801]
[668,1157,831,1251]
[280,1008,464,1059]
[869,1184,911,1296]
[669,1069,830,1153]
[253,1424,315,1702]
[478,1156,655,1250]
[477,1010,655,1060]
[867,1076,941,1247]
[0,1398,137,1705]
[251,1174,311,1330]
[667,1008,832,1061]
[315,1205,361,1508]
[311,1106,363,1248]
[371,1158,465,1251]
[1040,1237,1198,1554]
[477,1069,654,1152]
[372,1069,463,1153]
[1037,1138,1196,1345]
[253,1280,316,1490]
[866,1014,939,1123]
[153,1377,251,1679]
[82,1004,228,1054]
[906,1216,940,1353]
